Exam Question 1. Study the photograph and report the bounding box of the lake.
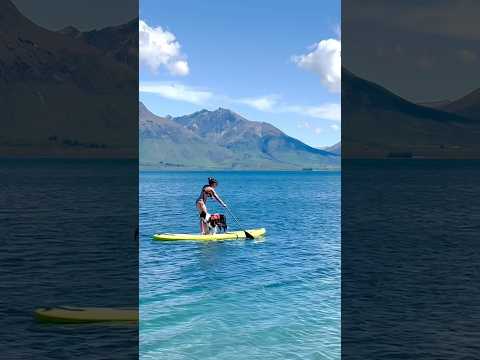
[0,159,138,359]
[342,160,480,359]
[140,171,341,359]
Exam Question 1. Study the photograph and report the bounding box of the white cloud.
[236,98,341,122]
[314,128,323,134]
[168,60,189,76]
[237,95,279,111]
[140,82,340,122]
[237,95,341,122]
[330,124,340,131]
[139,20,190,76]
[297,121,311,129]
[139,82,212,104]
[334,24,341,38]
[293,39,341,93]
[284,103,340,122]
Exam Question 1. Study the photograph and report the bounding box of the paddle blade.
[245,231,254,239]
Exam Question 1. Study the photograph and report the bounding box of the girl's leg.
[197,201,208,234]
[197,201,206,212]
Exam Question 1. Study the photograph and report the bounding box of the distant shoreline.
[140,167,341,172]
[0,146,137,160]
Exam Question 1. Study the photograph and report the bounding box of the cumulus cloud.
[293,39,341,93]
[314,128,323,134]
[139,20,190,76]
[139,83,212,104]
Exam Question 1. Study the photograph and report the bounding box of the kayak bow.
[35,306,138,323]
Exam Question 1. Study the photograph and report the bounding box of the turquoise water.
[140,171,340,359]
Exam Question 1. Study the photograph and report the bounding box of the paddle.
[224,206,254,239]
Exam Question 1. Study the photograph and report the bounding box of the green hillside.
[140,102,340,170]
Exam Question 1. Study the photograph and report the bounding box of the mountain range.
[13,0,479,161]
[322,142,341,155]
[59,19,138,70]
[342,68,480,158]
[140,102,340,170]
[0,0,138,157]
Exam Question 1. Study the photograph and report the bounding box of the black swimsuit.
[196,185,212,204]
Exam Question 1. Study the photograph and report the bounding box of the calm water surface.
[0,159,138,359]
[342,160,480,359]
[140,171,340,360]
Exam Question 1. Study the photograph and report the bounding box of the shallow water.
[140,171,340,359]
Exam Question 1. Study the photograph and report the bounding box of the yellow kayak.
[153,228,266,241]
[35,307,138,323]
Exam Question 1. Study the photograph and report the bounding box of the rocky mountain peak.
[58,26,82,38]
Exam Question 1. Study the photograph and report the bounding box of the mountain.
[0,0,137,157]
[58,25,82,38]
[140,102,232,168]
[441,88,480,121]
[59,19,138,69]
[417,88,480,121]
[342,68,480,158]
[417,100,452,109]
[139,102,339,170]
[323,142,341,155]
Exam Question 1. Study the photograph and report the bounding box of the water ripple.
[140,171,340,359]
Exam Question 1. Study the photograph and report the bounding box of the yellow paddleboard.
[153,228,266,241]
[35,307,138,323]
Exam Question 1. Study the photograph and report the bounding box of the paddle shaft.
[224,206,254,239]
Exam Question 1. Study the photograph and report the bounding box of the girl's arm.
[211,189,227,207]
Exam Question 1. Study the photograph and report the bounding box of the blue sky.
[139,0,340,147]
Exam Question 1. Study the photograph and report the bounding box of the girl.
[196,177,227,234]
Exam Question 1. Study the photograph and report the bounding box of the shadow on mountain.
[342,68,480,159]
[0,0,138,158]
